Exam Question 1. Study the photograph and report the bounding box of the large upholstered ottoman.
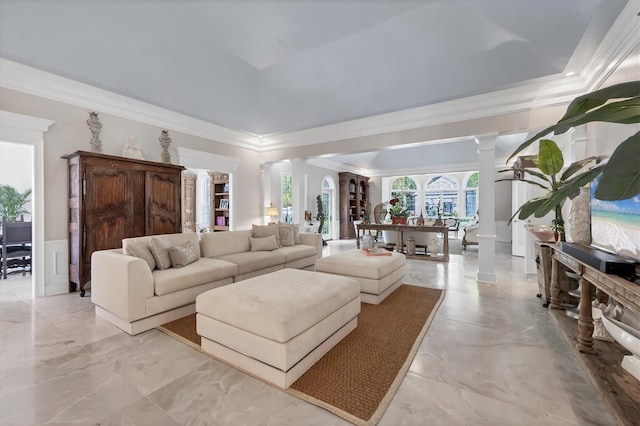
[314,249,406,304]
[195,268,360,389]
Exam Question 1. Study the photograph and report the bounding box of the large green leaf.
[560,81,640,122]
[495,177,550,191]
[506,81,640,164]
[532,167,604,218]
[559,156,601,181]
[512,197,548,223]
[537,139,564,176]
[594,131,640,200]
[552,98,640,135]
[497,166,552,186]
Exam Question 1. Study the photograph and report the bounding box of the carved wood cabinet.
[62,151,184,296]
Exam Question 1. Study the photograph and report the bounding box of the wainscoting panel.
[44,239,68,296]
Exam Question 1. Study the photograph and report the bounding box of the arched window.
[390,177,417,215]
[424,176,458,217]
[465,172,479,217]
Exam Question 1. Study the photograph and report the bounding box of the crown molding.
[581,0,640,91]
[307,157,366,175]
[1,2,636,155]
[0,110,54,142]
[260,3,639,151]
[0,59,259,150]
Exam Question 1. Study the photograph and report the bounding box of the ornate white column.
[181,172,197,232]
[476,133,498,284]
[291,158,307,224]
[261,162,273,225]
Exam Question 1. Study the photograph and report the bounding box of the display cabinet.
[339,172,369,239]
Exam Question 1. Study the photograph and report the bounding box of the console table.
[550,245,640,425]
[355,223,449,262]
[550,247,640,354]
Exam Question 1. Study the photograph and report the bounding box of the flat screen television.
[590,174,640,263]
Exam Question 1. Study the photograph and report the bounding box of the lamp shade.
[266,205,279,217]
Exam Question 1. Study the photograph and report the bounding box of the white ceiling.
[0,0,633,174]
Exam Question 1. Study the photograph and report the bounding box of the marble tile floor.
[0,242,614,425]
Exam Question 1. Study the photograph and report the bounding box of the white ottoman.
[195,269,360,389]
[315,249,406,304]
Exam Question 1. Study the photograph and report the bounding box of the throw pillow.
[293,223,302,245]
[278,223,295,247]
[125,241,156,271]
[150,236,173,270]
[250,235,278,252]
[168,241,200,268]
[252,224,280,247]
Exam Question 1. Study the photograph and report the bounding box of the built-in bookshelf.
[211,172,230,231]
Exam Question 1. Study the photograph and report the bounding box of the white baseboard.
[44,239,68,296]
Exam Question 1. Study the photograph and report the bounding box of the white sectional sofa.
[91,228,322,335]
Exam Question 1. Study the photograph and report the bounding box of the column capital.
[475,133,498,151]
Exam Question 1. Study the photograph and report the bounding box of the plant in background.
[388,198,409,217]
[507,81,640,201]
[497,139,603,242]
[0,184,32,221]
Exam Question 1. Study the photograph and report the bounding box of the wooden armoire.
[339,172,369,239]
[62,151,184,296]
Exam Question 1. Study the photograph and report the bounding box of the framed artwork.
[219,199,229,209]
[223,183,229,193]
[216,216,226,226]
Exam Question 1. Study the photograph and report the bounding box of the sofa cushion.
[150,236,173,270]
[169,240,200,268]
[153,257,238,296]
[200,230,251,258]
[278,224,295,247]
[252,224,280,247]
[124,240,156,271]
[293,223,302,245]
[216,251,286,275]
[250,235,278,252]
[276,245,317,263]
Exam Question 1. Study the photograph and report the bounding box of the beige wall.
[0,88,263,240]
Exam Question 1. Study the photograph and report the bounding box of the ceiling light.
[565,71,576,77]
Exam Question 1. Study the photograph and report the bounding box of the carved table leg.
[577,277,595,354]
[549,256,562,310]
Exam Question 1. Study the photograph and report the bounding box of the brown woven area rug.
[158,284,444,425]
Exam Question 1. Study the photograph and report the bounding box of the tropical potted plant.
[507,81,639,202]
[0,184,32,222]
[497,139,603,242]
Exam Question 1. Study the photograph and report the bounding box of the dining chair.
[1,217,32,279]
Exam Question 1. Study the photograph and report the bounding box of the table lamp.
[266,204,279,224]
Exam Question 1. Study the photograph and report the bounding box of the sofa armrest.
[91,249,154,322]
[300,232,323,258]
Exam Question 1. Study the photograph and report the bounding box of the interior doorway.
[0,111,54,298]
[0,142,34,292]
[321,176,335,240]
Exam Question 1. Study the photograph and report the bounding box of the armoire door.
[84,167,143,270]
[146,171,181,235]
